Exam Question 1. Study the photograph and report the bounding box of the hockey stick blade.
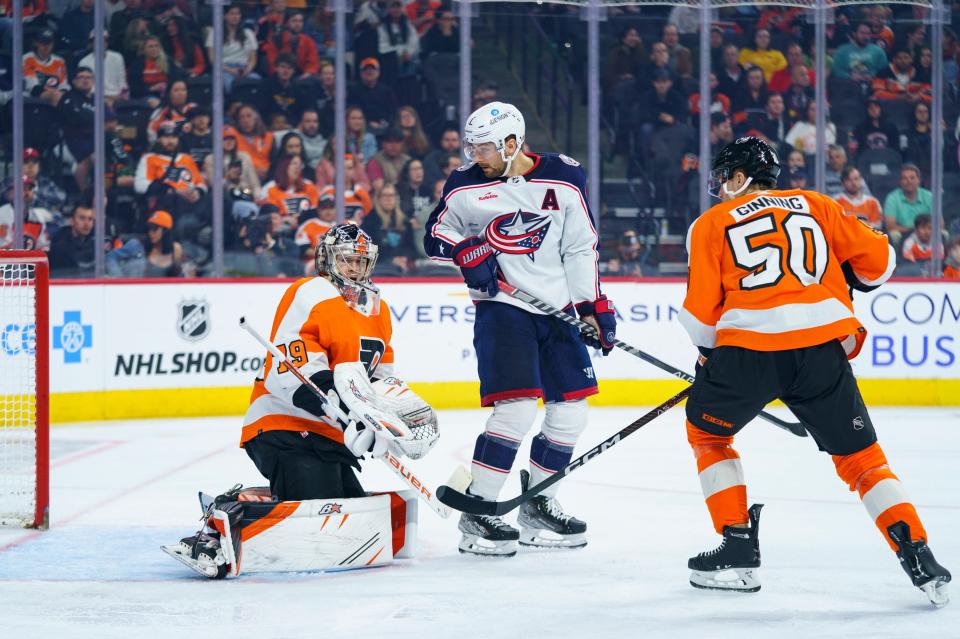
[497,283,807,438]
[437,385,692,516]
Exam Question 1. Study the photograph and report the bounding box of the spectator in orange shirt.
[261,10,320,77]
[872,48,931,104]
[901,214,943,275]
[867,5,895,52]
[226,104,275,180]
[835,166,884,230]
[259,155,319,232]
[406,0,441,35]
[148,79,197,142]
[23,28,68,106]
[944,237,960,279]
[294,190,337,272]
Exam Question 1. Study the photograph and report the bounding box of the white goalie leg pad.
[469,397,539,500]
[236,492,418,575]
[530,399,589,498]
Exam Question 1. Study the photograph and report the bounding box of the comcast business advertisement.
[46,280,959,398]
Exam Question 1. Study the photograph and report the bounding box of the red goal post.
[0,251,49,529]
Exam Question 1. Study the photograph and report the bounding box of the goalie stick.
[239,317,468,519]
[437,385,692,516]
[498,281,807,438]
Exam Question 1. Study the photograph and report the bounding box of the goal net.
[0,251,49,529]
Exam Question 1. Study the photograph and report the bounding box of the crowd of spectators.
[1,1,958,280]
[603,3,960,278]
[1,0,467,277]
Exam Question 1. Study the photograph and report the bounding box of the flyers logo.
[484,209,551,261]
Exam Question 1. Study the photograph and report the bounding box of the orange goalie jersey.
[680,189,896,358]
[240,276,394,447]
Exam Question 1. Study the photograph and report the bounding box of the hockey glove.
[343,419,392,458]
[452,236,500,296]
[371,377,439,460]
[575,295,617,355]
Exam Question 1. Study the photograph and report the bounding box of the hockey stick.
[437,384,693,516]
[497,282,807,438]
[239,317,462,519]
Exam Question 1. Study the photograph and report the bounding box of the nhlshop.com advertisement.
[45,279,958,421]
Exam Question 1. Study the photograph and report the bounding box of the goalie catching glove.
[333,362,439,460]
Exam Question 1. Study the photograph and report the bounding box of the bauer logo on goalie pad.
[316,503,342,515]
[177,299,210,342]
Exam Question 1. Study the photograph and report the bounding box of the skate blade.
[920,578,950,607]
[161,544,226,579]
[689,568,760,593]
[458,534,517,558]
[519,528,587,549]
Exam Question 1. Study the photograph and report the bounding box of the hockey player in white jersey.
[423,102,616,556]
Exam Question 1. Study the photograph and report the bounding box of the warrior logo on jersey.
[177,298,210,341]
[484,209,552,261]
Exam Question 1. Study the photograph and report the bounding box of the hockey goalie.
[163,224,440,578]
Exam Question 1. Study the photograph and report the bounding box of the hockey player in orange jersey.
[165,223,439,578]
[679,137,950,605]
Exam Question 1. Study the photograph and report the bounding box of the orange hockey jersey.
[22,52,68,93]
[134,152,206,193]
[680,188,896,358]
[834,191,884,230]
[259,179,320,218]
[241,276,395,447]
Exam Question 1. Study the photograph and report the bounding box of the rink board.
[35,279,960,421]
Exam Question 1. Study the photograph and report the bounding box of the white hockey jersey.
[423,153,601,312]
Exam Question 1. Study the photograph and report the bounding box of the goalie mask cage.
[0,251,49,529]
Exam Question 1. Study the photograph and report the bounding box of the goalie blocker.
[162,486,419,579]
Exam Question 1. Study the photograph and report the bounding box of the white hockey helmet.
[463,101,525,177]
[315,223,381,316]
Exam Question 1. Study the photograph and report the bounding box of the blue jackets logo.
[53,311,92,364]
[485,210,551,261]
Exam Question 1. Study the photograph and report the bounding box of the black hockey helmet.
[709,136,781,198]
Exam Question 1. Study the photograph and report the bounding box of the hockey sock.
[469,398,538,500]
[529,434,574,498]
[687,420,748,533]
[832,442,927,551]
[529,400,588,498]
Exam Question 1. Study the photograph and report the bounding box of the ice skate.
[689,503,763,593]
[517,470,587,549]
[162,532,229,579]
[457,489,519,558]
[887,521,952,606]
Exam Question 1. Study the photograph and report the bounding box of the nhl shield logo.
[177,299,210,341]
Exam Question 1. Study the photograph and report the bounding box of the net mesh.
[0,262,38,527]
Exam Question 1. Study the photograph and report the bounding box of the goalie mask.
[315,223,381,316]
[709,136,781,199]
[463,101,526,177]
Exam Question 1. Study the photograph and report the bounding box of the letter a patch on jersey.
[540,188,559,211]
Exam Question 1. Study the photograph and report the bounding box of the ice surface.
[0,407,957,639]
